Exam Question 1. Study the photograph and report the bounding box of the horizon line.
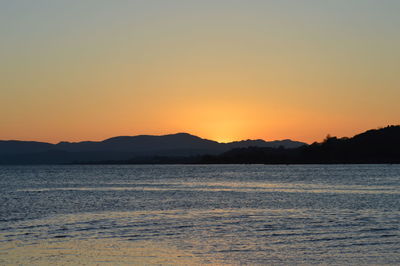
[0,131,309,145]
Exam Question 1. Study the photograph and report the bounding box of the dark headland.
[0,125,399,164]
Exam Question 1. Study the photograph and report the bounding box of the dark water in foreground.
[1,164,400,265]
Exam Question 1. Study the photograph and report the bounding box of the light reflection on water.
[1,164,400,264]
[17,181,400,194]
[1,238,201,265]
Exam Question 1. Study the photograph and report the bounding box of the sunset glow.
[1,1,399,143]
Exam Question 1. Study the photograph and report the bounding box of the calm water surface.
[0,165,400,265]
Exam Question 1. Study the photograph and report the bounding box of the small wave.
[53,235,68,238]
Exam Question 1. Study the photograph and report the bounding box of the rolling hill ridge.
[0,133,305,164]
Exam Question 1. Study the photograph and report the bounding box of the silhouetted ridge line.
[200,125,400,164]
[0,132,305,164]
[2,126,398,164]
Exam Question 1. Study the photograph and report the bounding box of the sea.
[0,164,399,265]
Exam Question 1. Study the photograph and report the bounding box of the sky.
[1,0,399,143]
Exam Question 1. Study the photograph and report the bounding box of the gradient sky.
[1,0,399,143]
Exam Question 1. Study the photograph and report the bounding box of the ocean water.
[0,164,400,265]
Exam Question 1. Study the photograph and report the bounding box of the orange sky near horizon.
[1,1,399,144]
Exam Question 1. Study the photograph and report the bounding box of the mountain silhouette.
[200,125,400,164]
[0,141,53,155]
[300,125,400,163]
[226,139,305,149]
[55,133,222,153]
[2,126,398,164]
[0,133,305,164]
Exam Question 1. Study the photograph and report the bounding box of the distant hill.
[0,133,306,164]
[300,125,400,163]
[0,141,53,155]
[5,126,398,164]
[200,125,400,164]
[226,139,305,149]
